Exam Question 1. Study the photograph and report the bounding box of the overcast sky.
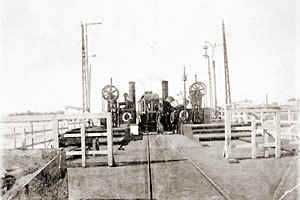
[0,0,298,115]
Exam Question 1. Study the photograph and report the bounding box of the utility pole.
[81,21,101,113]
[81,22,88,113]
[203,45,213,109]
[205,41,219,111]
[85,24,90,112]
[212,60,217,108]
[222,20,232,105]
[183,66,187,111]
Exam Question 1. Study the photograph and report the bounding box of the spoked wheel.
[102,85,119,101]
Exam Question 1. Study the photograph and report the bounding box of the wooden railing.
[53,112,113,167]
[223,106,298,160]
[1,112,114,167]
[1,114,94,149]
[1,116,61,149]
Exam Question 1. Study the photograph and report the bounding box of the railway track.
[145,134,153,200]
[187,156,232,200]
[145,134,231,200]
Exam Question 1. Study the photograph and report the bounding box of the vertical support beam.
[69,120,71,129]
[13,127,16,149]
[261,112,270,158]
[92,139,97,157]
[30,122,34,149]
[22,127,26,148]
[287,110,292,122]
[222,20,232,105]
[264,130,270,158]
[81,22,87,113]
[275,111,281,158]
[81,124,86,167]
[212,60,218,111]
[251,117,257,159]
[224,106,231,158]
[43,125,47,149]
[52,119,59,149]
[183,66,187,111]
[107,113,114,167]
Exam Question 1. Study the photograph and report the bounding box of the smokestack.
[129,81,136,107]
[129,81,136,124]
[162,80,168,100]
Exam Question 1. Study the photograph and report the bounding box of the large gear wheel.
[189,81,206,97]
[102,85,119,101]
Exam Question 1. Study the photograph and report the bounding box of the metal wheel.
[102,85,119,101]
[189,82,206,97]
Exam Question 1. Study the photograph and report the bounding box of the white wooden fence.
[1,112,114,167]
[53,112,113,167]
[1,116,63,149]
[223,106,296,160]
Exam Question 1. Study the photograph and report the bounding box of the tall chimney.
[162,80,168,100]
[129,81,136,123]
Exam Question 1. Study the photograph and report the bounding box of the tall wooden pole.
[183,66,187,111]
[81,22,87,113]
[212,60,217,110]
[203,45,213,108]
[85,24,90,112]
[222,20,232,105]
[81,22,101,113]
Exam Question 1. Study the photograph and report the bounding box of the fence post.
[263,129,270,158]
[30,122,34,149]
[43,125,47,149]
[92,139,97,157]
[13,127,16,149]
[224,106,231,159]
[22,127,26,148]
[68,120,71,131]
[81,124,86,168]
[52,119,59,148]
[275,111,281,158]
[251,117,257,159]
[287,110,291,122]
[107,113,114,166]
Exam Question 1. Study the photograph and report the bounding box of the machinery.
[137,80,176,133]
[101,80,137,127]
[118,93,136,125]
[176,71,207,124]
[138,91,160,132]
[188,81,206,123]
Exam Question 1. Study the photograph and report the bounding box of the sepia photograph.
[0,0,298,199]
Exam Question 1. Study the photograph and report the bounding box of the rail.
[165,136,232,200]
[145,134,153,200]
